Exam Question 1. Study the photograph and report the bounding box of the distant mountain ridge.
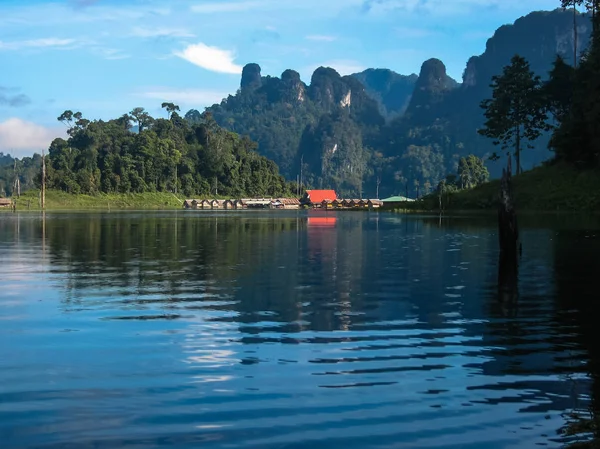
[202,8,592,197]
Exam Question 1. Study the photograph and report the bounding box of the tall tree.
[551,0,600,166]
[543,55,575,125]
[479,55,549,175]
[161,102,180,119]
[129,107,154,133]
[561,0,600,33]
[457,155,490,189]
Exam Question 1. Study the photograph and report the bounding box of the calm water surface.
[1,211,599,449]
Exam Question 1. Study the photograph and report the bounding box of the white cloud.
[137,88,229,107]
[92,47,131,60]
[190,1,263,13]
[174,43,243,74]
[0,38,78,51]
[305,35,337,42]
[0,118,65,158]
[130,27,195,38]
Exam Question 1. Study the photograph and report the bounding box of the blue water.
[1,211,598,448]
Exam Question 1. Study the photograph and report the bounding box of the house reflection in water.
[307,215,337,263]
[306,214,355,330]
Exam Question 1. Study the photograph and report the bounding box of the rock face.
[462,9,591,92]
[281,69,305,102]
[241,63,262,91]
[352,68,418,119]
[308,67,347,107]
[405,59,458,121]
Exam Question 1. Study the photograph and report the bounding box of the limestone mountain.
[199,8,592,198]
[404,58,459,122]
[380,8,592,186]
[206,63,383,195]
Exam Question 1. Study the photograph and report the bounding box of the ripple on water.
[0,212,597,449]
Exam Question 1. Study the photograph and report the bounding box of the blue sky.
[1,0,559,158]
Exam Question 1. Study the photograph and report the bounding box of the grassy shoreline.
[1,190,306,211]
[390,164,600,213]
[2,190,187,211]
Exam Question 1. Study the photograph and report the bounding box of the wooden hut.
[342,199,352,208]
[332,199,344,209]
[209,199,222,209]
[0,198,12,208]
[245,199,271,208]
[368,199,383,209]
[278,198,300,209]
[320,199,334,209]
[234,199,246,209]
[200,199,211,208]
[357,199,368,208]
[223,199,234,209]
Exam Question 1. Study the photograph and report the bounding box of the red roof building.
[303,190,337,204]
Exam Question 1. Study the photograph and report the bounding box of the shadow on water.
[552,228,600,448]
[497,249,519,315]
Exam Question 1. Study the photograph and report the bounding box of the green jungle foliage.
[43,108,292,198]
[0,152,42,198]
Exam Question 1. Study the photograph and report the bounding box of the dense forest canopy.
[1,108,293,198]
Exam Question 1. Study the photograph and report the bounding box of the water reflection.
[1,211,600,448]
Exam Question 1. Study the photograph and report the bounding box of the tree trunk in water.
[515,127,521,176]
[41,149,46,210]
[498,155,519,301]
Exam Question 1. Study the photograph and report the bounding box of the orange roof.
[306,190,337,203]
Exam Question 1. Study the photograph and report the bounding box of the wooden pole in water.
[41,148,46,210]
[498,155,518,255]
[498,155,519,300]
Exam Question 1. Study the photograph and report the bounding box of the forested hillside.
[204,8,591,198]
[1,108,292,198]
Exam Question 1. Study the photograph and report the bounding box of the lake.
[1,211,599,449]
